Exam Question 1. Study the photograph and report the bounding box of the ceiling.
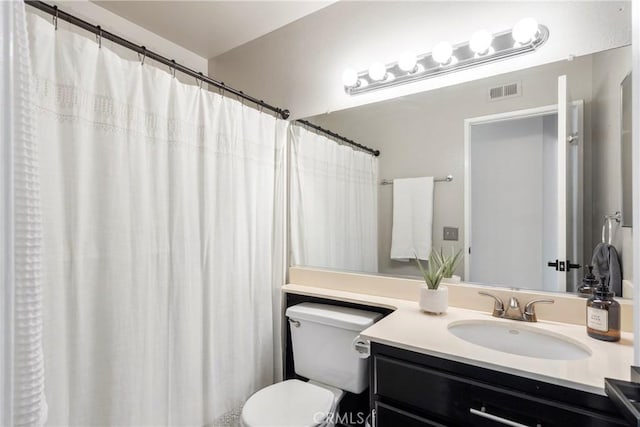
[92,1,335,59]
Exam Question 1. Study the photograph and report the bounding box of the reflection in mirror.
[465,109,569,292]
[621,72,633,227]
[289,125,378,272]
[292,45,633,297]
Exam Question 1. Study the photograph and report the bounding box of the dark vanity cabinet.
[370,343,628,427]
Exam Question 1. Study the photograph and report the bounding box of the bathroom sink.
[448,320,591,360]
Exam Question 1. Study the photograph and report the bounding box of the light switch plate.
[443,227,459,241]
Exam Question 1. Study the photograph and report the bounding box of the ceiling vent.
[488,81,521,101]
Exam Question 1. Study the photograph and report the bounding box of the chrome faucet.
[478,291,554,322]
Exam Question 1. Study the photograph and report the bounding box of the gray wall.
[310,47,631,280]
[591,46,633,281]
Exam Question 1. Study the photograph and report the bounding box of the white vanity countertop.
[283,283,634,395]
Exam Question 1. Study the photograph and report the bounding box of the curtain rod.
[24,0,291,120]
[295,119,380,157]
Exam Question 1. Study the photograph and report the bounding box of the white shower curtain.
[27,13,286,426]
[1,2,47,426]
[290,125,378,273]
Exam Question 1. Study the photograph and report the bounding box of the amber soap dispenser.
[586,277,620,342]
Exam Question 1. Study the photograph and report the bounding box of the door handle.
[548,260,580,273]
[470,407,537,427]
[547,260,565,271]
[567,260,581,271]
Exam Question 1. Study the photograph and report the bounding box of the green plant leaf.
[415,251,445,290]
[415,254,430,284]
[436,247,463,278]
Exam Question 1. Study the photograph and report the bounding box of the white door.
[555,75,569,291]
[554,75,583,291]
[466,113,559,290]
[463,91,583,291]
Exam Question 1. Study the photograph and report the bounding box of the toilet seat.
[241,379,335,427]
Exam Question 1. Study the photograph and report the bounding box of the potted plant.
[433,247,463,283]
[415,252,448,314]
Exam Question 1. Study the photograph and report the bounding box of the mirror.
[621,72,633,227]
[292,45,633,297]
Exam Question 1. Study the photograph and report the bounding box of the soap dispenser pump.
[578,265,598,297]
[586,276,620,342]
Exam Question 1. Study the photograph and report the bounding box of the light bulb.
[398,52,418,73]
[432,41,453,65]
[368,62,387,81]
[342,68,359,87]
[470,30,493,54]
[512,17,539,45]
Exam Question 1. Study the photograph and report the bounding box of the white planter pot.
[419,285,448,314]
[442,275,461,284]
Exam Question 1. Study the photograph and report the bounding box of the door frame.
[463,102,584,286]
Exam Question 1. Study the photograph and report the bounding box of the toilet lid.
[241,379,334,427]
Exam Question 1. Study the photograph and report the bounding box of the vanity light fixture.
[343,18,548,95]
[368,61,388,81]
[469,30,494,56]
[398,51,418,73]
[432,41,455,65]
[341,68,359,88]
[512,17,540,45]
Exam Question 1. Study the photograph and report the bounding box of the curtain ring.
[259,101,264,113]
[96,25,102,48]
[170,59,176,78]
[52,5,59,30]
[138,46,146,66]
[197,72,204,89]
[218,83,225,96]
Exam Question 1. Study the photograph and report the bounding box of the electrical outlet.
[443,227,459,241]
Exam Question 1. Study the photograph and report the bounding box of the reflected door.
[465,83,582,292]
[557,75,584,292]
[467,112,560,291]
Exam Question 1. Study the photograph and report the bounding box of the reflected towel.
[390,177,434,261]
[591,243,622,297]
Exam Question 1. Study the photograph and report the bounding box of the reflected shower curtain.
[27,13,286,426]
[290,125,378,273]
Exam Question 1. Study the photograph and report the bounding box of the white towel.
[390,177,434,261]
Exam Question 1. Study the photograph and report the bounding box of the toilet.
[241,303,382,427]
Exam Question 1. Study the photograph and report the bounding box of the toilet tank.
[285,303,382,394]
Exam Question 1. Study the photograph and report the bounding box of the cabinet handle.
[470,407,536,427]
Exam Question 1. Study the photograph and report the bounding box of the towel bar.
[381,175,453,185]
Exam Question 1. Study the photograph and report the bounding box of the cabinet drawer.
[375,401,447,427]
[374,355,626,427]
